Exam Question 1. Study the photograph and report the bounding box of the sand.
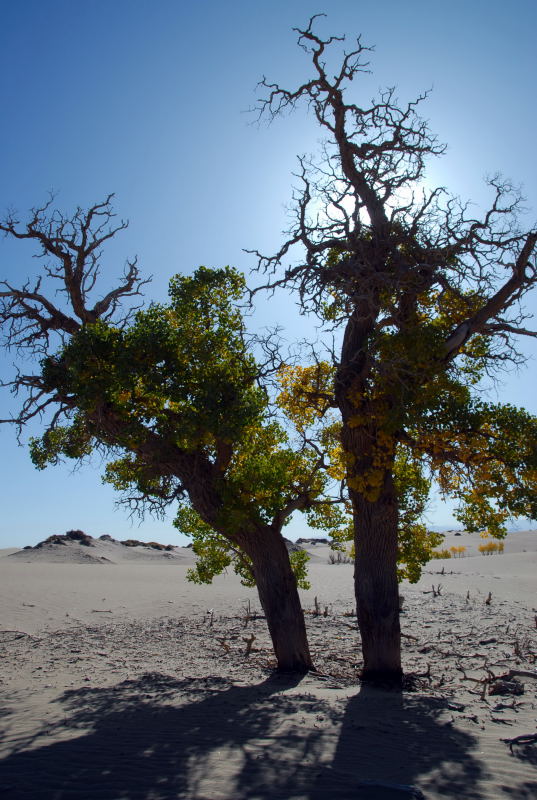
[0,532,536,799]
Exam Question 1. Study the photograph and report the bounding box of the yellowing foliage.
[431,549,452,559]
[478,541,505,555]
[277,362,334,432]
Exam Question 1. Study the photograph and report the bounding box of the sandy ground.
[0,532,536,799]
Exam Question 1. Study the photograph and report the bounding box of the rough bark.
[244,528,313,672]
[336,313,403,685]
[352,478,402,687]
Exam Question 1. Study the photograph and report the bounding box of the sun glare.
[311,179,434,234]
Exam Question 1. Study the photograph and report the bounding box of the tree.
[251,17,537,685]
[0,195,339,672]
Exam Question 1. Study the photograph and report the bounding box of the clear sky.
[1,0,536,547]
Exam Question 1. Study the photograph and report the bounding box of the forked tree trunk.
[352,476,402,687]
[245,528,313,673]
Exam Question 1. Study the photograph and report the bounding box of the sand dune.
[6,532,197,566]
[1,530,536,799]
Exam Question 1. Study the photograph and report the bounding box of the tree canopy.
[25,263,336,581]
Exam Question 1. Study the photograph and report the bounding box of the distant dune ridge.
[8,530,196,565]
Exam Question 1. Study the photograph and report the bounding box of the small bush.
[64,530,93,546]
[146,541,175,551]
[328,551,354,564]
[37,534,67,547]
[478,541,504,555]
[36,529,93,547]
[296,537,329,545]
[431,548,452,559]
[121,538,175,551]
[450,545,467,558]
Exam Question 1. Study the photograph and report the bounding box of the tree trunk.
[245,529,313,673]
[352,476,402,688]
[185,472,312,673]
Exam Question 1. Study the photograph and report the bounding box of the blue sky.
[1,0,536,547]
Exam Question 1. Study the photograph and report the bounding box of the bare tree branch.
[0,196,150,358]
[249,20,536,378]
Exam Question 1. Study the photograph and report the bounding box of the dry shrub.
[478,541,504,555]
[37,529,93,547]
[328,551,354,564]
[121,538,174,551]
[431,549,452,559]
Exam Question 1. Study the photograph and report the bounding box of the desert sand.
[0,530,536,799]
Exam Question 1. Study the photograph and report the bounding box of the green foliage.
[277,336,537,581]
[393,451,444,582]
[31,266,272,477]
[103,454,176,501]
[306,501,351,538]
[289,549,311,590]
[173,506,243,585]
[37,267,265,458]
[174,506,311,589]
[30,415,93,469]
[219,421,322,528]
[309,254,537,540]
[27,265,342,593]
[304,442,443,582]
[413,397,537,538]
[397,524,444,582]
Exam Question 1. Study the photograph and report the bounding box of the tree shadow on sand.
[0,670,516,799]
[313,685,478,800]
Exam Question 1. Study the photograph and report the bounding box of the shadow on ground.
[0,670,516,799]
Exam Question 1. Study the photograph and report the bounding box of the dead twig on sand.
[243,633,256,657]
[243,600,252,628]
[457,663,530,700]
[501,732,537,752]
[499,668,537,681]
[241,600,265,627]
[0,629,38,641]
[423,584,442,597]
